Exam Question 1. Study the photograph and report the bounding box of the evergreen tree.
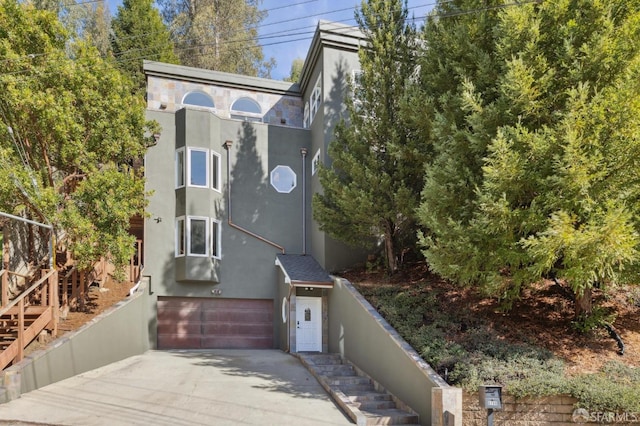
[111,0,179,92]
[313,0,423,273]
[159,0,273,76]
[0,0,155,273]
[284,57,304,82]
[417,0,640,320]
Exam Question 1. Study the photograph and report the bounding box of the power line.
[1,0,324,66]
[0,1,538,77]
[111,2,435,60]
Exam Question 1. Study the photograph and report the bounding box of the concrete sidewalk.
[0,350,353,426]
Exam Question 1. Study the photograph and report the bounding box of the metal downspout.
[223,141,285,253]
[300,148,308,255]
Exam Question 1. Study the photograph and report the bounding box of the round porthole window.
[270,165,296,194]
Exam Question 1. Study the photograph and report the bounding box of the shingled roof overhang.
[275,254,334,288]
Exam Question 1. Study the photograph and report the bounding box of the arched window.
[182,91,215,109]
[231,97,262,122]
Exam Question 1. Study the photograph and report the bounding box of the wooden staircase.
[298,353,420,425]
[0,269,58,370]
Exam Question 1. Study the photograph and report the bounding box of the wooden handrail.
[0,268,57,370]
[0,270,6,306]
[0,269,56,317]
[5,270,31,279]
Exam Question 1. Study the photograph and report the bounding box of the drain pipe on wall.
[300,148,308,255]
[223,140,285,254]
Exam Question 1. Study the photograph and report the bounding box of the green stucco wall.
[0,280,150,402]
[144,106,310,348]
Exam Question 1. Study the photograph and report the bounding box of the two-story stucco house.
[143,21,368,352]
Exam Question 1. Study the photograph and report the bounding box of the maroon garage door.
[157,297,274,349]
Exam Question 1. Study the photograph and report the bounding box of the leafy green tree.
[159,0,273,76]
[0,0,155,272]
[111,0,179,92]
[417,0,640,320]
[284,57,304,82]
[313,0,423,273]
[34,0,113,57]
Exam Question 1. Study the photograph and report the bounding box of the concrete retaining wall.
[0,278,150,403]
[328,277,462,426]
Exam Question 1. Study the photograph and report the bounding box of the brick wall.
[464,392,640,426]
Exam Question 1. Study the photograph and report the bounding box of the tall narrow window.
[175,148,185,188]
[312,149,321,176]
[188,217,208,256]
[309,75,322,123]
[211,218,221,259]
[351,70,364,113]
[303,102,310,129]
[212,151,221,192]
[175,217,185,257]
[188,148,209,188]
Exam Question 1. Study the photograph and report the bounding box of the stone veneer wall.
[147,76,304,127]
[464,392,640,426]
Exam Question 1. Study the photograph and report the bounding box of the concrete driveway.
[0,350,353,426]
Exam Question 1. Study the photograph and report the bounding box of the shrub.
[355,281,640,413]
[568,361,640,412]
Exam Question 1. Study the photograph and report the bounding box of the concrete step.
[300,353,343,365]
[313,364,355,375]
[360,408,420,425]
[346,390,392,403]
[322,375,371,386]
[298,353,419,425]
[352,399,397,410]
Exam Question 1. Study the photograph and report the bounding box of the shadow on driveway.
[0,350,353,426]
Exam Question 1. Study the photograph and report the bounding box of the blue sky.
[107,0,434,81]
[259,0,434,80]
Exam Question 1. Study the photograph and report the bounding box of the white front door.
[296,296,322,352]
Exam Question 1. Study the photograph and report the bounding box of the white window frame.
[230,97,263,123]
[175,148,185,189]
[187,147,209,188]
[312,149,321,176]
[309,75,322,124]
[270,165,297,194]
[211,218,221,260]
[351,69,364,112]
[181,91,216,110]
[211,151,221,192]
[303,102,310,129]
[176,216,222,259]
[175,216,185,257]
[187,216,209,257]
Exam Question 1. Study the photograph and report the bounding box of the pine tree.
[417,0,640,321]
[111,0,179,92]
[313,0,423,273]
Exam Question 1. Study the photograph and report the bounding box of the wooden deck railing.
[0,268,58,370]
[0,240,142,370]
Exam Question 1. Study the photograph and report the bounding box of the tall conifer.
[417,0,640,320]
[313,0,424,273]
[111,0,179,92]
